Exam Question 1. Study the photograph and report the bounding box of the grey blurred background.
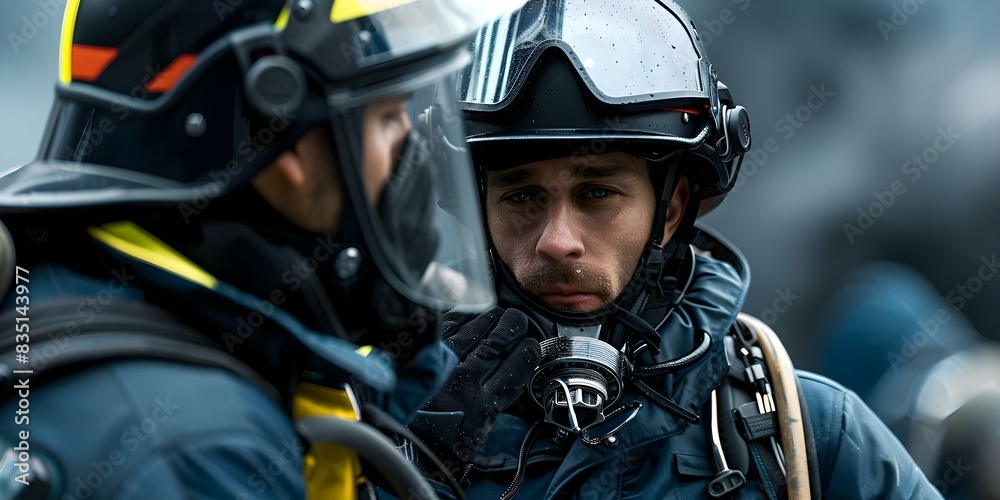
[1,0,998,372]
[681,0,1000,371]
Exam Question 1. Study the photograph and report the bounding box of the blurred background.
[2,0,1000,487]
[677,2,1000,494]
[678,0,1000,371]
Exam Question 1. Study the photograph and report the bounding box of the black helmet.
[457,0,752,339]
[0,0,526,353]
[0,0,518,208]
[458,0,751,215]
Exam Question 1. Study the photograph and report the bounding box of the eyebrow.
[489,162,636,190]
[489,168,534,189]
[572,163,633,180]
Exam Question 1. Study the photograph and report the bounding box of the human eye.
[503,191,536,204]
[582,187,619,200]
[383,106,405,122]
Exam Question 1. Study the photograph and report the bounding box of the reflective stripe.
[88,221,218,290]
[274,2,292,31]
[145,54,197,94]
[70,45,118,82]
[59,0,83,84]
[330,0,417,23]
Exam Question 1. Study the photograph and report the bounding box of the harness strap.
[717,332,785,499]
[0,300,279,401]
[737,313,817,500]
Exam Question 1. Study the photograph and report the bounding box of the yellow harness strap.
[293,382,367,500]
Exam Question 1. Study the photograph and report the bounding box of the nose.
[535,200,584,262]
[389,112,412,167]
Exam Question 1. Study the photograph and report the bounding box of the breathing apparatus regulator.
[457,0,752,443]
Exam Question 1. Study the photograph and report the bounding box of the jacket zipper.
[501,421,542,500]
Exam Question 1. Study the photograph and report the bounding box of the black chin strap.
[644,153,702,303]
[649,158,681,247]
[621,158,712,424]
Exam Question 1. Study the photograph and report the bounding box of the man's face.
[253,95,412,235]
[361,95,413,206]
[485,152,655,311]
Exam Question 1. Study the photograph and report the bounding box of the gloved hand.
[409,306,541,470]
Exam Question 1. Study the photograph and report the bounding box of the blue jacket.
[431,236,941,499]
[0,221,454,499]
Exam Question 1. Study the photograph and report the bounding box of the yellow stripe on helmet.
[274,2,292,31]
[59,0,83,84]
[330,0,417,23]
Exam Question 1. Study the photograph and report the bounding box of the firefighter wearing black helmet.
[0,0,523,498]
[407,1,942,498]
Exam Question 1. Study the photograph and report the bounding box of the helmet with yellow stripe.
[0,0,525,354]
[0,0,518,210]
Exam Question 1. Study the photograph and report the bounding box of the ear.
[660,174,690,245]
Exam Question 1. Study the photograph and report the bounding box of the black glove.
[410,307,541,469]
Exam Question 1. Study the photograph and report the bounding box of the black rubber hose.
[296,416,438,500]
[362,403,468,500]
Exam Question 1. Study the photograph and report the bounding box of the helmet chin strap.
[644,154,701,301]
[631,155,704,352]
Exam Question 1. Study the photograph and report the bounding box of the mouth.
[537,285,604,311]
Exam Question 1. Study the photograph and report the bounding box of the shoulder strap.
[0,299,280,402]
[717,326,787,500]
[730,314,820,500]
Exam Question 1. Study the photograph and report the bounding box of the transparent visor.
[459,0,705,106]
[344,74,494,311]
[330,0,529,70]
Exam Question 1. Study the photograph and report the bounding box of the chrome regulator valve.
[529,336,641,445]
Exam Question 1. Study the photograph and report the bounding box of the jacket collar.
[87,220,400,393]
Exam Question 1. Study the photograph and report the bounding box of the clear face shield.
[329,73,495,315]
